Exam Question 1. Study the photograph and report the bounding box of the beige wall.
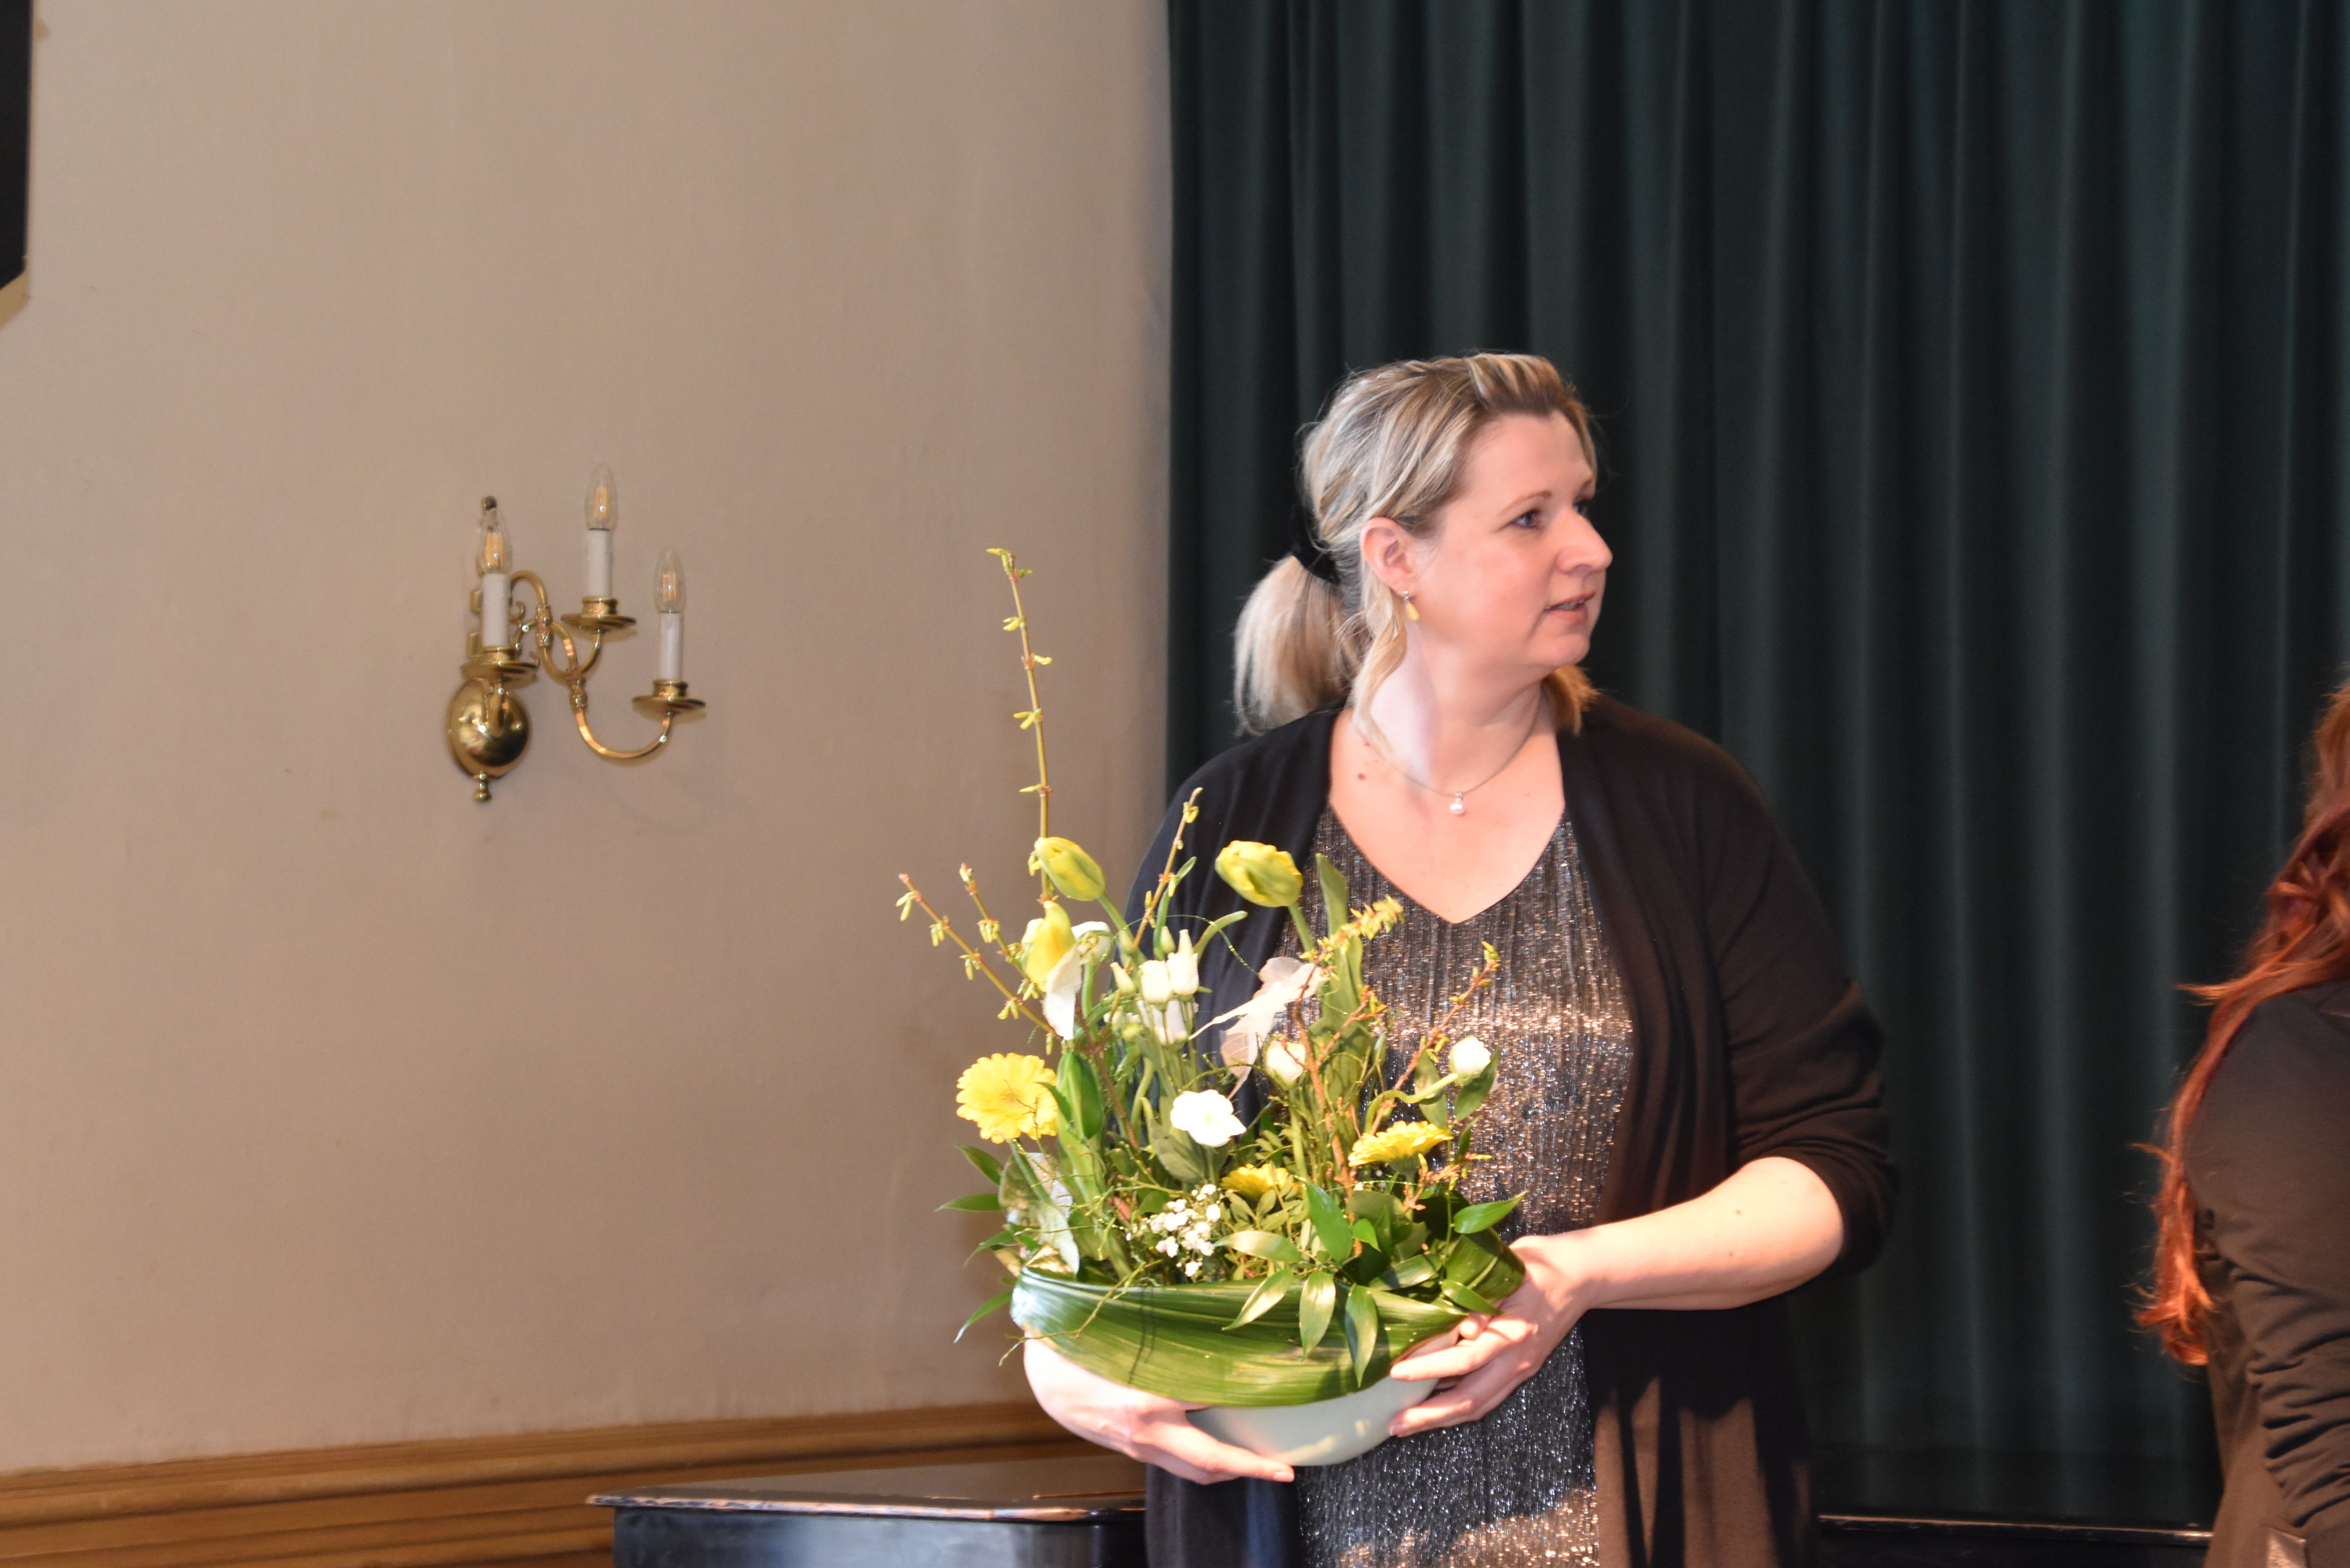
[0,1,1168,1471]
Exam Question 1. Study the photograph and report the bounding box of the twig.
[900,875,1047,1028]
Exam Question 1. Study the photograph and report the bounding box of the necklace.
[1369,703,1545,816]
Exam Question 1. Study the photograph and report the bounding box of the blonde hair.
[1233,353,1600,735]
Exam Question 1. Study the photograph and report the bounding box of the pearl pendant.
[1449,794,1466,816]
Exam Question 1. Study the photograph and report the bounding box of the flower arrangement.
[900,551,1526,1409]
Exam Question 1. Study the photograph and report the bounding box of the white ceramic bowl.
[1189,1374,1436,1466]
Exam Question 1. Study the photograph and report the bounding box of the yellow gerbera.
[956,1053,1059,1143]
[1221,1165,1291,1202]
[1347,1121,1449,1167]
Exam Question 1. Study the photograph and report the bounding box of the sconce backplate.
[447,679,531,799]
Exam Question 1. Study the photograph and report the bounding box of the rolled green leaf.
[1440,1279,1498,1315]
[1011,1271,1460,1407]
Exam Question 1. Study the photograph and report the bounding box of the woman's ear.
[1357,517,1414,597]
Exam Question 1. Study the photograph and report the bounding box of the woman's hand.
[1023,1336,1296,1485]
[1384,1158,1846,1438]
[1385,1231,1602,1436]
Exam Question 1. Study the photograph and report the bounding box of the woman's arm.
[1386,1155,1841,1436]
[2190,996,2350,1566]
[1022,1337,1296,1485]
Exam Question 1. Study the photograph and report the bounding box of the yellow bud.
[1019,902,1075,988]
[1214,841,1305,908]
[1034,836,1108,903]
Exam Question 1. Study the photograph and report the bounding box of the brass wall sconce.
[447,469,705,801]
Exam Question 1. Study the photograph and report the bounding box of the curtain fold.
[1168,0,2350,1465]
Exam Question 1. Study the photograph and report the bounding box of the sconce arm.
[513,571,606,682]
[569,684,674,761]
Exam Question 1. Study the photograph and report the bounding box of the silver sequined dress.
[1289,808,1635,1568]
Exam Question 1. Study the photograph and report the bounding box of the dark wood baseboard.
[0,1403,1086,1567]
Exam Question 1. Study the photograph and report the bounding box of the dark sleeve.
[2190,995,2350,1565]
[1696,761,1897,1277]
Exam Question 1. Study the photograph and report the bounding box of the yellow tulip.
[1215,841,1304,908]
[1034,837,1107,902]
[1019,902,1075,988]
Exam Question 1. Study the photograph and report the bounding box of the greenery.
[898,551,1525,1405]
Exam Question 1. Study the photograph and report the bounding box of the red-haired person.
[2146,683,2350,1568]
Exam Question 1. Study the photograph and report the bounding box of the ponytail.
[1233,556,1356,732]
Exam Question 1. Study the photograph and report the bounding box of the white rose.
[1450,1037,1491,1078]
[1263,1039,1306,1085]
[1168,1089,1248,1148]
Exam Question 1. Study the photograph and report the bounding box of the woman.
[2144,684,2350,1568]
[1026,353,1895,1568]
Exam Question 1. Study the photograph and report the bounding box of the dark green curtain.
[1169,0,2350,1468]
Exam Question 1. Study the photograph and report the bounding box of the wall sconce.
[446,470,705,801]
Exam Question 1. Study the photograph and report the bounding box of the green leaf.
[1154,1127,1209,1185]
[1439,1279,1498,1315]
[1299,1271,1337,1352]
[956,1285,1016,1342]
[1453,1195,1523,1235]
[1304,1182,1353,1259]
[1062,1051,1106,1141]
[1317,853,1351,939]
[939,1192,1004,1212]
[1229,1269,1297,1329]
[1382,1255,1437,1288]
[1453,1073,1493,1122]
[960,1144,1004,1184]
[1343,1280,1381,1384]
[1226,1230,1306,1266]
[1349,1217,1379,1249]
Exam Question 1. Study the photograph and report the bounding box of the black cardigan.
[1126,701,1896,1568]
[2188,984,2350,1568]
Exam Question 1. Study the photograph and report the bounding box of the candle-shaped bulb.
[583,468,617,599]
[477,497,513,650]
[655,550,685,681]
[586,466,617,531]
[477,497,511,575]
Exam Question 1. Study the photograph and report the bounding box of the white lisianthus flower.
[1139,960,1174,1007]
[1262,1038,1307,1085]
[1220,1028,1259,1076]
[1166,931,1201,998]
[1208,955,1320,1041]
[1450,1036,1491,1078]
[1152,1001,1190,1046]
[1168,1088,1247,1148]
[1110,963,1136,995]
[1042,922,1113,1040]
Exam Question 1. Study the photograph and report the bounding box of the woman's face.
[1376,411,1610,681]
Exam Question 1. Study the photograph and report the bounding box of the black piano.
[596,1444,2214,1568]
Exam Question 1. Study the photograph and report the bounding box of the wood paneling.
[0,1404,1087,1567]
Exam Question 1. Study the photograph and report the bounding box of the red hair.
[2144,677,2350,1362]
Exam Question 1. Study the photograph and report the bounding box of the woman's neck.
[1354,641,1548,792]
